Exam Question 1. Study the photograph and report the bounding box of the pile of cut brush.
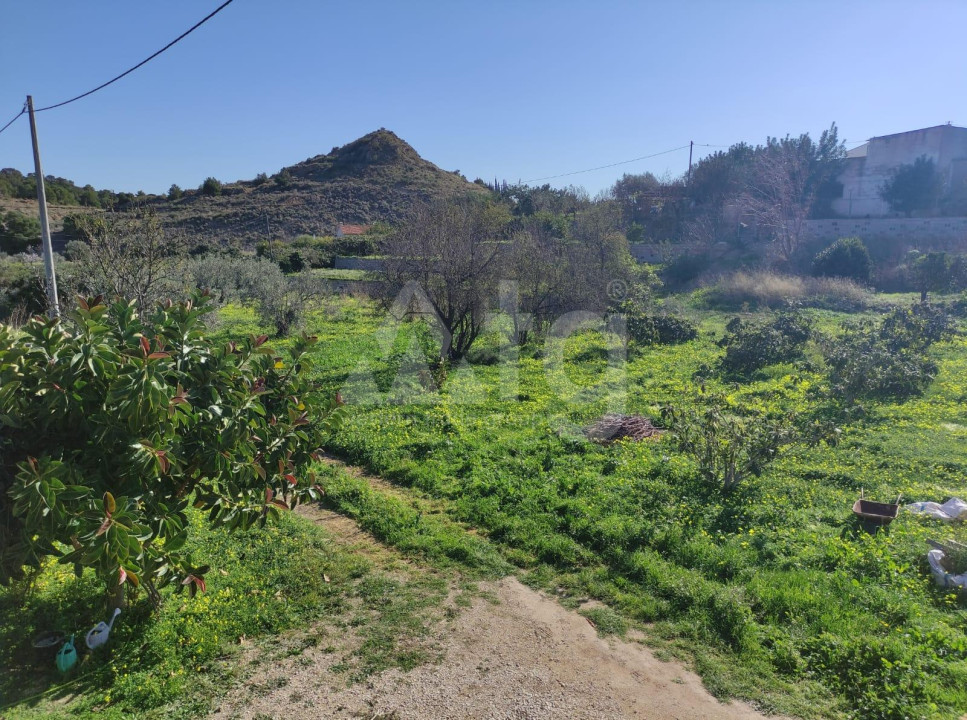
[585,414,663,444]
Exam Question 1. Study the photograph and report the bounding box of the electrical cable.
[33,0,235,113]
[0,105,26,137]
[522,144,690,183]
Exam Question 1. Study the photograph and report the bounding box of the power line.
[522,144,690,183]
[33,0,235,113]
[0,105,25,137]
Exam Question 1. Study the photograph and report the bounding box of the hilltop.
[155,129,488,244]
[0,129,488,246]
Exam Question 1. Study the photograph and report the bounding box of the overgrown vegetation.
[0,292,339,603]
[716,311,812,378]
[285,294,967,720]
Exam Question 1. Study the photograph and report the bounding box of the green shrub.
[0,292,340,598]
[200,177,222,197]
[812,237,872,283]
[0,210,40,254]
[717,311,812,378]
[821,304,953,402]
[617,300,697,346]
[0,259,47,321]
[661,392,795,491]
[661,252,710,288]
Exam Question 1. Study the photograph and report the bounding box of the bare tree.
[739,125,844,264]
[740,144,812,263]
[505,219,572,343]
[77,206,189,310]
[381,199,508,361]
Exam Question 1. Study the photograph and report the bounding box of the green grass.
[6,292,967,719]
[310,268,378,281]
[0,502,477,719]
[287,295,967,720]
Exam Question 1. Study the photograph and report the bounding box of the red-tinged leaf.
[139,336,150,357]
[254,464,266,481]
[278,458,285,474]
[157,452,170,474]
[77,295,89,311]
[147,352,170,360]
[265,487,273,504]
[96,515,112,536]
[284,474,298,487]
[118,567,127,586]
[270,499,289,510]
[335,392,344,406]
[127,570,140,587]
[27,456,38,472]
[103,492,116,515]
[182,574,206,593]
[255,334,268,347]
[269,415,277,426]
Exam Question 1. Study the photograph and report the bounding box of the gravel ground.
[211,573,780,720]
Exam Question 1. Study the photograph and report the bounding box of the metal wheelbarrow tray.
[852,489,902,526]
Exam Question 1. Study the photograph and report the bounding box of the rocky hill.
[155,129,487,245]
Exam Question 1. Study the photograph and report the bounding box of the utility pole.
[26,95,60,317]
[686,140,694,185]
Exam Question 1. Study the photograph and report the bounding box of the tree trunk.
[108,582,126,612]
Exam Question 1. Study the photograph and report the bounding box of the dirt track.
[211,506,779,720]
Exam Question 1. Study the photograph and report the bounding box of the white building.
[832,124,967,217]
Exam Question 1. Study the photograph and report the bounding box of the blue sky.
[1,1,965,197]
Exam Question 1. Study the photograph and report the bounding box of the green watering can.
[55,635,78,673]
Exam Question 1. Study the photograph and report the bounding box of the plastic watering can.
[55,635,78,673]
[85,607,121,650]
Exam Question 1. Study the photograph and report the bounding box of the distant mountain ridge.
[156,129,487,244]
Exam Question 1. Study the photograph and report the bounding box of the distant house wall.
[832,125,967,218]
[333,256,384,271]
[804,217,967,250]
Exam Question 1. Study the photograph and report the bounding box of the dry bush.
[701,270,869,311]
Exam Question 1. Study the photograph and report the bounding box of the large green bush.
[822,304,954,402]
[812,237,872,283]
[717,311,812,378]
[0,292,340,599]
[616,299,697,346]
[0,210,41,254]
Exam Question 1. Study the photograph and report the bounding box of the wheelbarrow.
[852,488,902,526]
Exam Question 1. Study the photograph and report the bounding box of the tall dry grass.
[701,270,870,311]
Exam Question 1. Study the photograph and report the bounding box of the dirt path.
[321,575,774,720]
[213,571,774,720]
[211,464,780,720]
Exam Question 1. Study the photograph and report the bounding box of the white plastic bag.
[906,497,967,522]
[927,548,967,589]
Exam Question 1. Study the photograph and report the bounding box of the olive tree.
[381,199,509,361]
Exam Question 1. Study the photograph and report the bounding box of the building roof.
[846,143,868,158]
[867,124,967,143]
[337,223,370,235]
